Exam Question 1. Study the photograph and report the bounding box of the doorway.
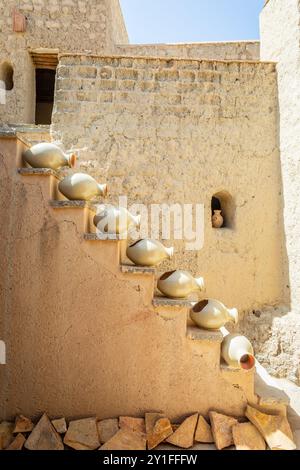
[35,68,56,125]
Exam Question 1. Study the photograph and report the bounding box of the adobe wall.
[0,0,128,124]
[51,54,285,313]
[116,41,260,61]
[237,0,300,385]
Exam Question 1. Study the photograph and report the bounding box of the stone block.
[209,412,238,450]
[100,428,146,450]
[245,405,296,450]
[145,413,173,450]
[51,418,67,434]
[64,417,100,450]
[25,414,64,451]
[165,414,198,449]
[232,422,266,450]
[119,416,146,434]
[0,422,14,450]
[14,415,34,433]
[97,418,119,444]
[195,416,214,443]
[6,433,26,451]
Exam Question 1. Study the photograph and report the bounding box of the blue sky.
[120,0,265,44]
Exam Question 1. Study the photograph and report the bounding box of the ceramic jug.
[58,173,108,201]
[157,270,205,299]
[94,206,141,235]
[23,143,76,170]
[212,210,224,228]
[126,239,174,266]
[221,333,255,370]
[190,299,238,330]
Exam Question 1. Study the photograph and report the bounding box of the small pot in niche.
[190,299,238,330]
[212,210,224,228]
[126,239,174,266]
[94,206,141,235]
[221,333,255,371]
[58,173,108,201]
[23,143,77,171]
[157,270,205,299]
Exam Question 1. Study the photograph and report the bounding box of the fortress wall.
[51,54,284,312]
[115,41,260,61]
[0,0,128,124]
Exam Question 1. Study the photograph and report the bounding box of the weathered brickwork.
[51,55,284,313]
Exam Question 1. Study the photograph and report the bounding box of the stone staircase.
[0,129,257,422]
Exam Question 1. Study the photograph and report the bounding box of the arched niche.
[0,61,14,91]
[211,191,235,229]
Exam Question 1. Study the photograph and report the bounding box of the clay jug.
[58,173,108,201]
[221,334,255,370]
[212,210,224,228]
[23,143,76,170]
[190,299,238,330]
[94,206,141,235]
[126,239,174,266]
[157,270,205,299]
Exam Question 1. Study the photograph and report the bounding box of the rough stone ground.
[158,363,300,451]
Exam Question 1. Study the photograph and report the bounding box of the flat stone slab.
[100,428,146,450]
[146,413,173,450]
[51,418,67,434]
[246,405,296,450]
[18,168,62,180]
[152,297,195,308]
[121,265,156,275]
[165,414,198,449]
[0,422,14,450]
[14,415,34,433]
[6,433,26,451]
[119,417,146,434]
[186,326,223,343]
[232,422,266,450]
[50,200,96,211]
[195,416,214,443]
[25,414,64,451]
[97,419,119,444]
[209,411,238,450]
[64,417,100,450]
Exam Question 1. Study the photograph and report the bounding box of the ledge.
[121,265,156,275]
[0,125,50,137]
[186,326,223,342]
[18,168,62,180]
[153,297,195,308]
[50,200,96,211]
[84,233,124,241]
[220,362,255,374]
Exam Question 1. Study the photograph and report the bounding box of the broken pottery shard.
[194,415,214,443]
[100,428,146,450]
[6,433,26,451]
[64,417,100,450]
[14,415,34,434]
[97,418,119,444]
[209,411,238,450]
[51,418,67,434]
[145,413,173,450]
[166,413,198,449]
[0,422,14,450]
[119,416,146,434]
[246,405,296,450]
[232,422,266,450]
[25,414,64,450]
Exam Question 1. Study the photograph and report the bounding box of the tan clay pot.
[212,210,224,228]
[190,299,238,330]
[221,333,255,370]
[58,173,108,201]
[157,270,204,299]
[126,239,174,266]
[23,143,76,170]
[94,206,141,235]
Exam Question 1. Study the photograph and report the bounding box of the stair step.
[50,200,96,212]
[153,296,195,308]
[186,325,223,343]
[121,265,156,275]
[18,168,62,180]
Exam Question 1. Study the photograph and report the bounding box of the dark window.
[35,68,56,125]
[0,62,14,91]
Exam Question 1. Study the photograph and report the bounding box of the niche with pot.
[211,191,235,229]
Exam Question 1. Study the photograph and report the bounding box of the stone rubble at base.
[0,404,296,451]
